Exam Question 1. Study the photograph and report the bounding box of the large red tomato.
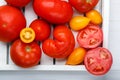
[84,47,113,75]
[69,0,99,13]
[30,19,51,42]
[5,0,31,8]
[0,5,26,42]
[10,39,41,68]
[33,0,73,24]
[42,25,75,58]
[77,24,103,48]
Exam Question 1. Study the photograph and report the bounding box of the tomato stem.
[26,46,31,52]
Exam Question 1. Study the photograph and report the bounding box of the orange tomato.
[20,28,35,43]
[69,16,90,31]
[66,47,86,65]
[86,10,103,25]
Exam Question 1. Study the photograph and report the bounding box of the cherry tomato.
[33,0,73,24]
[66,47,86,65]
[86,10,103,25]
[0,5,26,42]
[77,24,103,48]
[5,0,31,8]
[69,16,90,31]
[30,19,51,42]
[10,39,41,68]
[84,47,113,75]
[42,25,75,58]
[69,0,99,13]
[20,28,35,43]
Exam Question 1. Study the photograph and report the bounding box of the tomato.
[30,19,51,42]
[86,9,103,25]
[42,25,75,58]
[10,39,41,68]
[77,24,103,48]
[5,0,31,8]
[20,28,35,43]
[0,5,26,42]
[69,0,99,13]
[33,0,73,24]
[66,47,86,65]
[84,47,113,75]
[69,16,90,31]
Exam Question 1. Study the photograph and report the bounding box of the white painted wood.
[0,0,110,70]
[24,1,37,27]
[102,0,110,48]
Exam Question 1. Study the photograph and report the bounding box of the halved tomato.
[77,24,103,48]
[84,47,113,75]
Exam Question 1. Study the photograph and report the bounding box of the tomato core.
[25,46,31,52]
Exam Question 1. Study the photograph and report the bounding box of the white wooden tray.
[0,0,110,71]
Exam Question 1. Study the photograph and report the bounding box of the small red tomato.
[84,47,113,75]
[10,39,41,68]
[0,5,26,42]
[5,0,31,8]
[42,25,75,58]
[33,0,73,24]
[77,24,103,48]
[69,0,99,13]
[30,19,51,42]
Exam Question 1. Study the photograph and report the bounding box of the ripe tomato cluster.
[0,0,113,76]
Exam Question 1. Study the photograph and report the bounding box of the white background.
[0,0,120,80]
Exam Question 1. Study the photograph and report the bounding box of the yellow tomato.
[66,47,86,65]
[20,28,35,43]
[69,16,90,31]
[86,10,103,25]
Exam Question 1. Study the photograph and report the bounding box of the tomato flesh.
[84,47,113,75]
[77,24,103,48]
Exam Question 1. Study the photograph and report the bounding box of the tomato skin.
[66,47,86,65]
[30,19,51,42]
[42,25,75,58]
[69,0,99,13]
[0,5,26,42]
[33,0,73,24]
[77,24,103,48]
[84,47,113,75]
[5,0,31,8]
[86,10,103,25]
[10,39,41,68]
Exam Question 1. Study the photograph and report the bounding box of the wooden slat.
[0,0,7,65]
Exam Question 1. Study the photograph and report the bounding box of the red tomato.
[84,47,113,75]
[5,0,31,8]
[69,0,99,13]
[77,24,103,48]
[42,25,75,58]
[10,39,41,68]
[33,0,73,24]
[30,19,51,42]
[0,5,26,42]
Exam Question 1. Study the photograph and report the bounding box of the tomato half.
[77,24,103,48]
[10,39,41,68]
[69,0,99,13]
[30,19,51,42]
[84,47,113,75]
[0,5,26,42]
[33,0,73,24]
[42,25,75,58]
[5,0,31,8]
[20,28,35,43]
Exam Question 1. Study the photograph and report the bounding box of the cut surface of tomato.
[77,24,103,48]
[20,28,35,43]
[84,47,113,75]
